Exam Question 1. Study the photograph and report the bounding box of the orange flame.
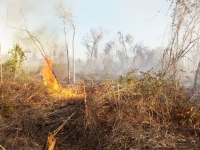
[40,60,59,89]
[40,60,80,97]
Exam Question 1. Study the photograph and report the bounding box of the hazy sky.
[0,0,172,59]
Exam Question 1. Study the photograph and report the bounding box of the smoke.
[1,0,73,56]
[3,0,192,84]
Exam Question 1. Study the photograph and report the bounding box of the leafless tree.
[159,0,200,105]
[103,41,115,71]
[82,27,104,71]
[161,0,200,79]
[125,34,134,46]
[56,4,76,84]
[71,23,76,84]
[10,9,59,83]
[118,31,127,57]
[117,32,134,71]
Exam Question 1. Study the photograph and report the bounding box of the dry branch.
[43,111,76,150]
[9,9,60,85]
[0,145,6,150]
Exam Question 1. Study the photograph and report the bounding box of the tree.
[125,34,134,57]
[56,4,76,84]
[103,41,115,71]
[158,0,200,104]
[82,27,104,71]
[132,43,148,70]
[71,23,76,84]
[118,31,127,57]
[161,0,200,78]
[117,32,134,71]
[104,41,114,56]
[12,9,60,85]
[7,43,26,82]
[125,34,134,46]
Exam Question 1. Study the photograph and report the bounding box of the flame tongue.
[40,60,59,89]
[40,59,74,97]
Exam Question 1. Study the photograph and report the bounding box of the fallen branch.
[0,145,6,150]
[43,111,76,150]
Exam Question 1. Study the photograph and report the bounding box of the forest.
[1,0,200,149]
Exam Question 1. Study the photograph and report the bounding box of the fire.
[40,60,59,89]
[40,59,79,97]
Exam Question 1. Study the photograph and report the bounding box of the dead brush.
[0,78,54,149]
[0,70,199,149]
[0,77,89,149]
[174,106,200,135]
[83,69,191,149]
[0,79,51,113]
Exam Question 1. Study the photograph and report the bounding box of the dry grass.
[1,70,200,149]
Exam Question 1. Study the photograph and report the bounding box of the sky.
[0,0,172,60]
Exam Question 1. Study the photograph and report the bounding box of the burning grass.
[1,70,200,149]
[40,59,84,98]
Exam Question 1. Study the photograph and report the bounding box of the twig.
[53,111,76,136]
[43,111,76,150]
[0,145,6,150]
[9,9,59,85]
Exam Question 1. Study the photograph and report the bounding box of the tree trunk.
[0,43,3,100]
[64,21,70,84]
[72,24,76,84]
[193,61,200,105]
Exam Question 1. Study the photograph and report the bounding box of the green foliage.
[118,69,138,84]
[195,108,200,119]
[5,43,26,81]
[118,69,185,104]
[8,43,26,73]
